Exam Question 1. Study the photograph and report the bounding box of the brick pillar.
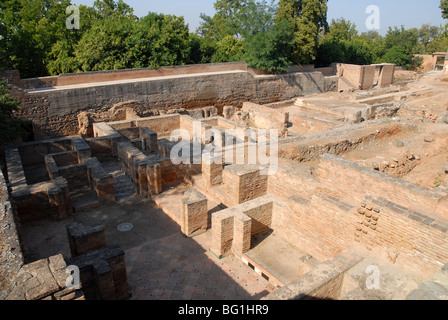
[139,127,159,155]
[107,252,131,300]
[202,152,223,187]
[378,64,395,88]
[181,189,208,237]
[222,164,268,207]
[66,222,107,258]
[147,163,162,195]
[211,211,234,258]
[232,212,252,258]
[95,175,115,202]
[137,163,148,196]
[93,261,115,300]
[48,187,68,221]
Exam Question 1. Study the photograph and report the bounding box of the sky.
[71,0,446,35]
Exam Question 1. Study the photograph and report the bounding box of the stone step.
[406,265,448,300]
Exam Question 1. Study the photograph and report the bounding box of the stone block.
[232,212,252,257]
[68,245,130,300]
[222,164,268,207]
[181,189,208,237]
[18,259,60,300]
[202,153,223,187]
[67,222,107,257]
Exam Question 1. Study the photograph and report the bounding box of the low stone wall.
[288,114,335,135]
[5,254,85,300]
[222,164,269,207]
[181,189,208,237]
[337,63,395,91]
[211,194,280,259]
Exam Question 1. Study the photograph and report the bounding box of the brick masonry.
[211,195,279,259]
[181,189,208,237]
[270,154,448,272]
[67,245,130,300]
[66,222,107,258]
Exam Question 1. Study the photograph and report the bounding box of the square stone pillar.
[66,222,107,258]
[232,212,252,258]
[202,152,223,187]
[181,189,208,237]
[147,162,162,195]
[210,210,234,259]
[93,260,115,300]
[139,127,159,155]
[222,164,268,207]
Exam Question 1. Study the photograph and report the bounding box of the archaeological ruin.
[1,60,448,301]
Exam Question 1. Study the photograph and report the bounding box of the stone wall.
[57,62,249,87]
[271,154,448,272]
[211,195,280,258]
[337,63,395,91]
[0,169,26,299]
[67,245,130,300]
[1,169,85,300]
[317,154,447,220]
[11,65,327,140]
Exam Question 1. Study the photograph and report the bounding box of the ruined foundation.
[1,62,448,301]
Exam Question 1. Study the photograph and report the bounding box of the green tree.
[418,24,440,51]
[316,19,374,67]
[441,0,448,19]
[380,26,420,68]
[426,23,448,53]
[198,0,293,72]
[275,0,329,65]
[198,0,254,40]
[187,34,216,64]
[125,13,191,69]
[0,80,24,145]
[72,12,191,72]
[73,16,134,72]
[211,35,245,63]
[323,18,358,42]
[92,0,135,19]
[244,17,294,73]
[0,0,72,78]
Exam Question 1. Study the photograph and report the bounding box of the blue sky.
[71,0,446,35]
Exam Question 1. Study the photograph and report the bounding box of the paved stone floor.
[126,231,276,300]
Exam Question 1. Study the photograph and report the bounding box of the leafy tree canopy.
[0,80,25,145]
[441,0,448,19]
